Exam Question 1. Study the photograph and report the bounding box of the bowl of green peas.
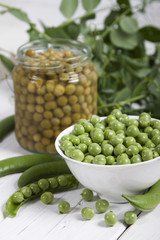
[55,109,160,203]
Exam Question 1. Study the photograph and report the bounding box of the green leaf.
[82,0,101,12]
[104,10,120,27]
[8,8,30,23]
[132,78,148,97]
[0,54,15,72]
[80,12,95,26]
[45,27,70,39]
[120,16,138,34]
[94,39,104,60]
[60,0,78,18]
[117,0,132,14]
[110,28,138,50]
[127,66,151,78]
[64,22,80,40]
[139,26,160,43]
[114,87,131,102]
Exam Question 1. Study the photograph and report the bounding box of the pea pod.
[18,161,71,188]
[122,179,160,211]
[0,115,15,142]
[4,174,78,217]
[0,154,63,177]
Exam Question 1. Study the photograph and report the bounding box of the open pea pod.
[4,174,79,217]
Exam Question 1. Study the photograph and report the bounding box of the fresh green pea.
[101,140,109,148]
[20,186,32,198]
[38,179,49,191]
[65,146,75,157]
[104,129,116,140]
[88,143,101,156]
[83,155,94,163]
[80,137,92,146]
[90,115,100,125]
[30,183,41,194]
[153,151,159,158]
[78,118,88,125]
[81,188,93,201]
[114,144,126,156]
[126,119,139,127]
[152,120,160,130]
[126,125,139,137]
[124,211,137,225]
[40,192,54,204]
[95,123,105,131]
[156,144,160,154]
[139,116,150,128]
[96,199,109,213]
[141,148,153,161]
[104,211,117,226]
[76,143,88,153]
[109,135,123,146]
[60,140,73,151]
[131,154,142,164]
[70,135,80,145]
[58,201,70,214]
[83,122,94,132]
[111,109,122,118]
[126,145,139,157]
[91,130,104,143]
[109,120,124,132]
[152,135,160,146]
[57,175,68,187]
[70,149,84,161]
[106,156,115,165]
[136,133,148,145]
[149,129,160,138]
[48,177,58,189]
[74,124,85,135]
[81,207,95,220]
[12,192,24,204]
[60,135,71,142]
[93,154,106,165]
[144,126,153,135]
[117,153,131,165]
[105,115,116,124]
[145,140,155,148]
[102,144,114,156]
[124,137,136,147]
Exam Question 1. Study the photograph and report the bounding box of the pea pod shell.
[0,115,15,142]
[0,154,63,177]
[18,160,71,188]
[4,174,78,217]
[122,179,160,211]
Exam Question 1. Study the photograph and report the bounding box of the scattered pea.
[81,207,95,220]
[81,188,93,201]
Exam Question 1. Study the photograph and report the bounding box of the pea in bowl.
[55,114,160,203]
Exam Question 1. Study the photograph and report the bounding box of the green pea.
[81,188,93,201]
[93,154,106,165]
[57,175,68,186]
[65,146,75,157]
[152,120,160,130]
[48,177,58,189]
[95,123,105,131]
[156,144,160,154]
[81,207,95,220]
[101,140,109,148]
[126,119,139,127]
[136,133,148,145]
[20,186,32,198]
[139,116,150,128]
[88,143,101,156]
[144,126,153,135]
[60,140,73,151]
[111,109,122,118]
[140,112,151,120]
[109,120,124,132]
[83,155,94,163]
[12,192,24,204]
[70,135,80,145]
[126,125,139,137]
[104,129,116,140]
[126,145,139,157]
[60,135,71,142]
[78,118,88,125]
[124,137,136,147]
[114,144,126,156]
[80,137,92,146]
[90,115,100,125]
[30,183,41,194]
[145,140,155,148]
[96,199,109,213]
[117,153,131,165]
[83,122,94,132]
[124,211,137,225]
[152,135,160,146]
[76,143,88,153]
[131,154,142,164]
[74,124,85,135]
[70,149,84,161]
[153,151,159,158]
[102,144,114,156]
[106,156,115,165]
[149,129,160,138]
[105,115,116,124]
[141,148,153,161]
[40,192,54,204]
[38,179,49,191]
[58,201,70,214]
[91,130,104,143]
[104,211,117,226]
[109,135,123,146]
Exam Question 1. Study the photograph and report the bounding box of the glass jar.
[12,39,98,154]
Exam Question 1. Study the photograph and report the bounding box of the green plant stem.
[31,26,51,40]
[98,94,146,110]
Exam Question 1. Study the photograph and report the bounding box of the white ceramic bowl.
[55,116,160,203]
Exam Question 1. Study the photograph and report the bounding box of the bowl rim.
[55,115,160,168]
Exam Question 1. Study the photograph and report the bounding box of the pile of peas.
[60,109,160,165]
[13,46,97,153]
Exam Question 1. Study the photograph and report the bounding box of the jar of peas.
[12,39,98,153]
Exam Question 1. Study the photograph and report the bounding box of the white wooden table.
[0,79,160,240]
